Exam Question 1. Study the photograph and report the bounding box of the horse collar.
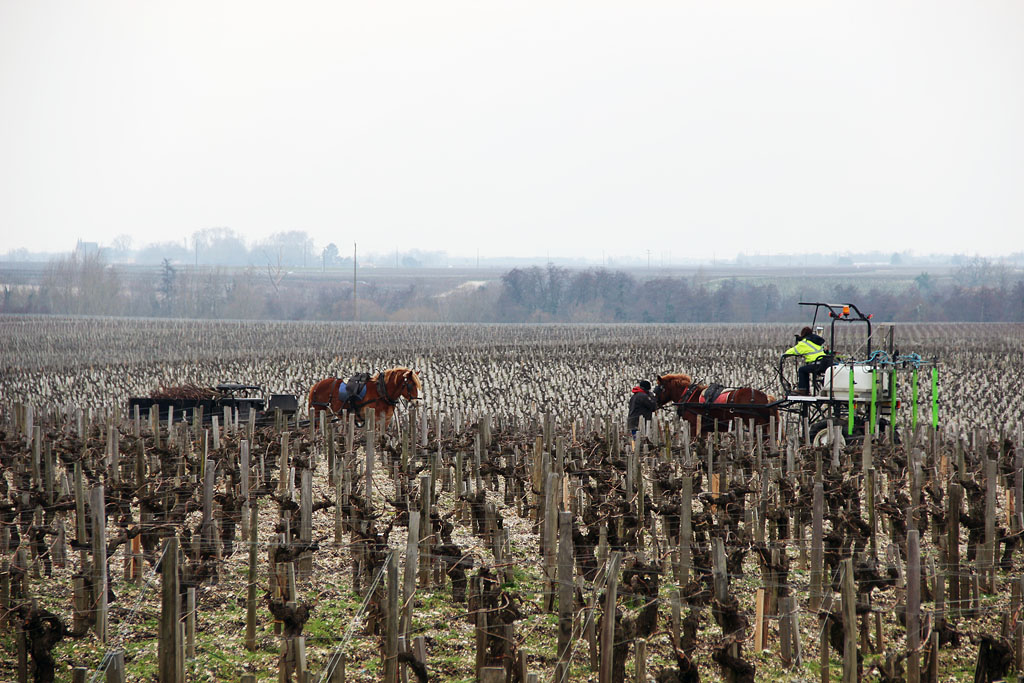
[377,372,399,406]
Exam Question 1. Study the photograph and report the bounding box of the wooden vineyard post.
[107,421,120,483]
[16,599,28,682]
[74,458,87,549]
[1015,448,1024,535]
[186,587,196,660]
[0,560,9,632]
[326,651,346,683]
[44,438,56,509]
[384,548,399,683]
[201,458,216,567]
[666,589,680,653]
[983,458,997,593]
[809,479,824,612]
[239,439,251,535]
[91,484,108,643]
[784,594,803,666]
[841,558,858,683]
[160,537,182,683]
[327,421,336,486]
[753,588,767,652]
[106,649,126,683]
[419,474,432,588]
[555,510,574,683]
[947,482,962,622]
[473,576,486,679]
[278,432,289,495]
[680,475,692,584]
[473,434,485,498]
[544,471,559,611]
[867,467,878,559]
[572,588,592,673]
[366,407,376,513]
[300,467,313,578]
[246,498,258,651]
[819,597,831,682]
[599,552,622,683]
[635,639,647,683]
[930,556,945,660]
[1017,576,1024,669]
[480,668,504,683]
[335,444,344,543]
[532,436,544,526]
[907,529,921,683]
[712,537,741,682]
[403,510,420,639]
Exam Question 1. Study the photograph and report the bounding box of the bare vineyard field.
[1,316,1024,683]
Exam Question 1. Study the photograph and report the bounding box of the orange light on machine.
[842,305,850,316]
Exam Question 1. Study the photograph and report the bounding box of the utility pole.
[353,242,358,321]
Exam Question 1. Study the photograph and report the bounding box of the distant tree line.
[36,227,449,270]
[494,264,1024,323]
[3,255,1023,323]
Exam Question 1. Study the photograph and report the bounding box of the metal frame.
[668,302,938,443]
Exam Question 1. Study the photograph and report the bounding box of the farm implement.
[774,301,940,445]
[660,301,940,444]
[127,382,298,426]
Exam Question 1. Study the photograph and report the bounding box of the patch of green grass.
[500,565,533,592]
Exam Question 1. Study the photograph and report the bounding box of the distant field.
[2,316,1020,435]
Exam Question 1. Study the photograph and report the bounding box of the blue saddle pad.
[337,382,368,403]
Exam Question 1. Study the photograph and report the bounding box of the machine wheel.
[809,420,864,448]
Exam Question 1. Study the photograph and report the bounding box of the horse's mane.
[380,366,421,392]
[659,373,693,386]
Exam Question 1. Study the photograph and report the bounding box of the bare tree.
[263,248,285,295]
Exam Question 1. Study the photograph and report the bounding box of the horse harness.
[680,382,703,404]
[701,383,726,404]
[354,370,414,409]
[372,372,399,407]
[310,374,370,416]
[372,371,419,407]
[676,382,774,422]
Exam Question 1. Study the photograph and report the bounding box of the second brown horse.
[655,372,777,437]
[308,367,421,428]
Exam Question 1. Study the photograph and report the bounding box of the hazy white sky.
[2,1,1022,261]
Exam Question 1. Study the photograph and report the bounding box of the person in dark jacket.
[627,380,658,435]
[783,326,829,395]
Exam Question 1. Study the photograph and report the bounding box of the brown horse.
[308,367,421,429]
[655,373,777,437]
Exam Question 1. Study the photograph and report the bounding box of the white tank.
[819,363,883,398]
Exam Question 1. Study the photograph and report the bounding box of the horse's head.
[655,373,693,406]
[392,367,422,402]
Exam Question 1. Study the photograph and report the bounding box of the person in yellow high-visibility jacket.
[784,326,829,395]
